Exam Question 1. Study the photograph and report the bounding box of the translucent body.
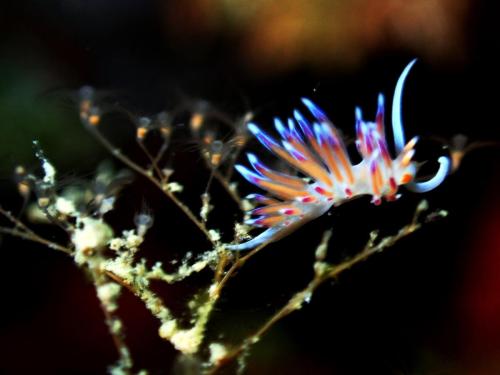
[228,60,450,250]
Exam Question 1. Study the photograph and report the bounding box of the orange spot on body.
[401,173,413,184]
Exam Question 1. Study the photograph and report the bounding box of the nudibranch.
[228,60,450,250]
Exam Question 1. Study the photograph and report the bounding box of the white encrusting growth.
[72,217,114,265]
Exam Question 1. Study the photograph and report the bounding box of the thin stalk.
[86,127,215,245]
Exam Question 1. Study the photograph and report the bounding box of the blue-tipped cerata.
[228,60,450,250]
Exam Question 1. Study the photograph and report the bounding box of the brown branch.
[2,205,132,371]
[211,241,270,300]
[207,201,437,373]
[137,138,166,181]
[0,206,72,255]
[85,126,216,245]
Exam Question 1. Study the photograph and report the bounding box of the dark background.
[1,0,500,374]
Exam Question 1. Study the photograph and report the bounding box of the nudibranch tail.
[227,227,281,251]
[228,60,449,250]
